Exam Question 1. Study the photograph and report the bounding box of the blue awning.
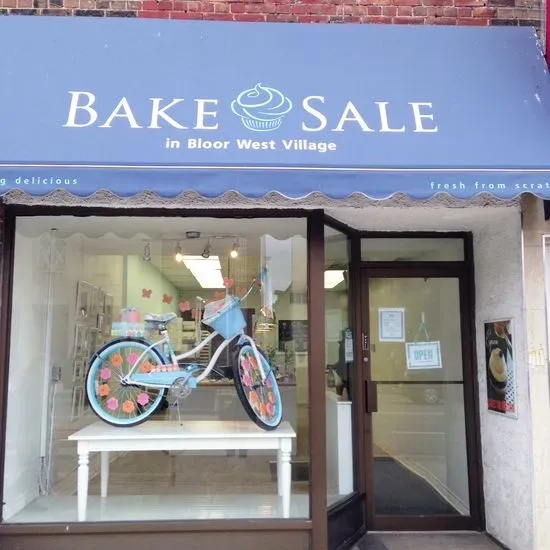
[1,17,550,200]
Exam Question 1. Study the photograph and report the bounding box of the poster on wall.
[484,319,517,418]
[378,308,405,342]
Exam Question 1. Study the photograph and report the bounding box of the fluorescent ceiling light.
[324,270,345,289]
[182,255,224,289]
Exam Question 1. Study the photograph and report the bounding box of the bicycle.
[85,270,282,431]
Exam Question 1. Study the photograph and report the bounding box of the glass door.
[362,271,478,529]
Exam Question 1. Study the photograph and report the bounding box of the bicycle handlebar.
[196,269,266,305]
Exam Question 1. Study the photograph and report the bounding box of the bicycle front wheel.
[232,345,282,431]
[86,338,167,427]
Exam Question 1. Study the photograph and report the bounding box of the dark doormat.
[373,457,457,516]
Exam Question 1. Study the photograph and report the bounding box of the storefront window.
[3,216,309,523]
[324,226,354,506]
[362,238,464,262]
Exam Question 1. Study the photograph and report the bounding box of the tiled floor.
[355,533,503,550]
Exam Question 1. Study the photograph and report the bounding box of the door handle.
[365,380,378,414]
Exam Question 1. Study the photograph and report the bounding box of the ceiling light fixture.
[175,242,184,263]
[230,239,239,259]
[182,255,224,288]
[201,241,211,259]
[324,270,345,289]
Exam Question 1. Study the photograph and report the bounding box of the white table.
[68,420,296,522]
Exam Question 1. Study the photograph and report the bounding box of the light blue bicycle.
[85,270,282,431]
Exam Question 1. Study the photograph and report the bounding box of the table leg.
[101,451,110,498]
[77,450,90,522]
[280,439,292,518]
[277,450,283,497]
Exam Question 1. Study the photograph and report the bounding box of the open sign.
[406,341,442,370]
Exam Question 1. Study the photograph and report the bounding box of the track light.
[201,241,211,259]
[175,242,184,263]
[230,240,239,259]
[142,241,151,262]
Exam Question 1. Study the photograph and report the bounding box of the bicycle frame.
[120,273,270,389]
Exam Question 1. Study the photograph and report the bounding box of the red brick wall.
[0,0,542,31]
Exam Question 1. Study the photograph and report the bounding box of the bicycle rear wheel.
[232,344,282,431]
[86,338,167,427]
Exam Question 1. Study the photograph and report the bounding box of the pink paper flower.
[266,402,274,416]
[136,393,149,406]
[106,398,118,411]
[127,352,138,365]
[100,368,111,381]
[223,278,234,289]
[242,374,251,387]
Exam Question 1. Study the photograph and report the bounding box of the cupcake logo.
[231,83,293,132]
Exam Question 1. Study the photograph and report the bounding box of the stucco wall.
[473,210,533,550]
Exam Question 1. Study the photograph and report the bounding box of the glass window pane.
[361,238,464,262]
[4,216,309,523]
[369,277,469,516]
[325,226,354,506]
[370,277,463,382]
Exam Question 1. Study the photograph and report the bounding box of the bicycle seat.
[144,312,177,325]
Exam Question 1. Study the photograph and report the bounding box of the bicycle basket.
[202,296,246,339]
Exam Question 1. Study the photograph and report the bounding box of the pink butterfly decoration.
[163,294,173,304]
[142,289,152,299]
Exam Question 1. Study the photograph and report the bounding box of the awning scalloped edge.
[1,188,522,209]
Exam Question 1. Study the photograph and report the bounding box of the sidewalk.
[354,533,504,550]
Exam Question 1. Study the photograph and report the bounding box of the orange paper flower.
[140,361,153,373]
[98,384,110,397]
[122,400,135,414]
[110,354,123,367]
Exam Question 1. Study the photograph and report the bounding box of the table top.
[69,420,296,441]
